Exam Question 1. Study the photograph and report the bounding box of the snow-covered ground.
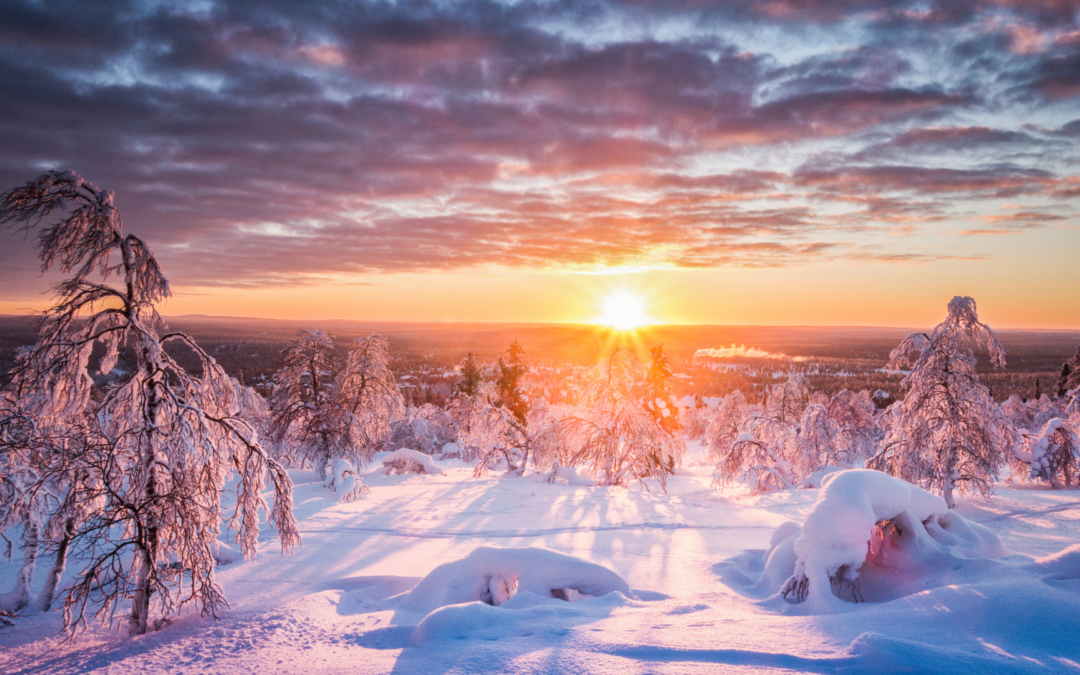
[2,443,1079,674]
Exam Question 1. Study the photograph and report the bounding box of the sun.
[598,290,650,330]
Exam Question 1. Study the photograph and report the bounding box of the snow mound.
[380,448,445,475]
[778,469,1005,613]
[394,544,632,621]
[544,463,596,486]
[410,589,630,645]
[1025,543,1080,580]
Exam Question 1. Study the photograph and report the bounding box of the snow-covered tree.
[824,389,879,462]
[268,332,403,497]
[0,170,299,635]
[706,390,751,463]
[338,334,405,461]
[868,297,1018,508]
[267,330,344,480]
[644,345,680,435]
[386,403,454,455]
[560,349,685,489]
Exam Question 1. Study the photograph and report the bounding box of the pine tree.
[456,352,483,397]
[644,345,680,435]
[496,340,529,425]
[868,297,1017,508]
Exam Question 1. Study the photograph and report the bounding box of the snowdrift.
[719,469,1008,613]
[379,448,445,475]
[383,545,633,644]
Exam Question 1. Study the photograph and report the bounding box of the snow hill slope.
[1,442,1079,674]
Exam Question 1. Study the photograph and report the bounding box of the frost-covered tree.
[268,332,403,497]
[267,330,344,480]
[824,389,879,462]
[560,349,685,489]
[714,413,798,493]
[338,334,405,461]
[644,345,680,435]
[0,170,299,635]
[765,373,810,424]
[706,390,751,463]
[868,297,1018,508]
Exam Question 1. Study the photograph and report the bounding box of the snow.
[767,469,1008,612]
[378,448,445,475]
[2,446,1079,673]
[393,544,631,620]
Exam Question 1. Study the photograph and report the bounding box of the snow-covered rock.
[394,544,632,622]
[778,469,1005,613]
[381,448,445,475]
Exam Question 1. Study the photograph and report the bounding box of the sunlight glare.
[598,290,650,330]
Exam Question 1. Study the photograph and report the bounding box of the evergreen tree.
[644,345,680,434]
[456,352,483,397]
[496,340,529,425]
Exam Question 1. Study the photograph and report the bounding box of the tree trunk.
[129,546,152,635]
[8,520,40,612]
[36,517,74,612]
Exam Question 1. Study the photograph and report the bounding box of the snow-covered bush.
[705,390,751,462]
[1014,418,1079,488]
[682,402,712,442]
[711,378,869,494]
[777,469,1004,613]
[869,297,1018,508]
[0,170,299,635]
[380,448,446,476]
[386,404,455,455]
[559,349,686,489]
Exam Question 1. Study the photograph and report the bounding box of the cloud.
[0,0,1077,292]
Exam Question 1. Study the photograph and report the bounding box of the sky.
[1,0,1078,329]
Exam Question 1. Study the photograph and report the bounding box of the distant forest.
[2,314,1077,405]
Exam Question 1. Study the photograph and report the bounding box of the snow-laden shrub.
[323,458,369,502]
[682,403,712,442]
[394,544,632,621]
[385,404,456,455]
[777,469,1004,613]
[1014,418,1079,488]
[380,448,445,476]
[706,390,751,462]
[711,385,876,494]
